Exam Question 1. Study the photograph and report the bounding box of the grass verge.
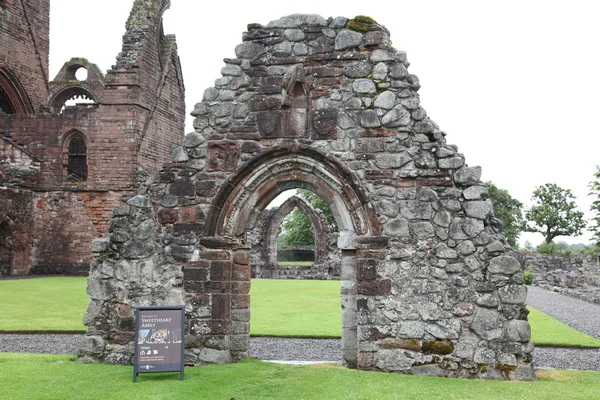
[2,354,600,400]
[0,277,88,332]
[528,307,600,347]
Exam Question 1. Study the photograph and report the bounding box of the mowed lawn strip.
[250,279,341,337]
[2,277,600,348]
[1,353,600,400]
[0,277,88,332]
[527,307,600,347]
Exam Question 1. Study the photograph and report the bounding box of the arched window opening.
[65,134,88,181]
[0,68,33,114]
[0,222,12,276]
[0,89,14,114]
[51,86,96,115]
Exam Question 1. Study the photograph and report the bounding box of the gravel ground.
[1,334,599,371]
[527,286,600,339]
[1,287,599,371]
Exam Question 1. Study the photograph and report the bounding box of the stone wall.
[82,14,534,381]
[0,0,50,113]
[0,0,185,275]
[521,252,600,304]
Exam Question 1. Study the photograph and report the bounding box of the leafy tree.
[524,183,586,244]
[297,189,336,228]
[589,166,600,246]
[485,181,524,248]
[278,189,336,248]
[280,208,314,248]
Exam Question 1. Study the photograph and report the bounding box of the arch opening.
[51,87,96,114]
[63,132,88,182]
[0,68,33,114]
[206,147,379,367]
[0,221,12,276]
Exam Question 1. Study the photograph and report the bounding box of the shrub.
[523,268,534,285]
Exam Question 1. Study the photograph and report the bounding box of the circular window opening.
[75,67,88,82]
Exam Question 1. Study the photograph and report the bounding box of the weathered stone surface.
[359,110,381,128]
[265,14,328,28]
[335,29,363,50]
[235,42,267,59]
[471,308,506,339]
[127,195,152,208]
[488,256,521,275]
[284,29,305,41]
[411,364,445,377]
[370,49,394,62]
[463,201,493,220]
[498,285,527,305]
[507,320,531,343]
[454,166,482,185]
[352,79,376,94]
[374,91,396,110]
[89,238,109,253]
[344,62,372,78]
[382,106,411,127]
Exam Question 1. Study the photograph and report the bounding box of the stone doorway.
[200,147,381,367]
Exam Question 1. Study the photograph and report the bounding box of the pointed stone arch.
[0,68,34,114]
[265,195,329,270]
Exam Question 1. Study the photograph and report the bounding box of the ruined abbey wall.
[0,0,50,113]
[0,0,185,275]
[82,15,535,381]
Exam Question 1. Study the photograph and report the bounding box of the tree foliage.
[484,181,524,248]
[589,166,600,246]
[297,189,337,228]
[524,183,586,244]
[280,208,314,248]
[278,189,336,248]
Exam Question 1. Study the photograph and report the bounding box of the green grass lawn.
[250,279,340,337]
[1,353,599,400]
[1,278,600,348]
[0,277,88,332]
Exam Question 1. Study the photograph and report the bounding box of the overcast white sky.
[49,0,599,246]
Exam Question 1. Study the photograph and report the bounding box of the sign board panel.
[133,306,185,382]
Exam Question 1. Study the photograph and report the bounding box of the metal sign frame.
[133,306,185,382]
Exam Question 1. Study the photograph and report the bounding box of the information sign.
[133,306,185,382]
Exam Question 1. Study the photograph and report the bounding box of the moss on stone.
[347,15,377,33]
[495,363,518,374]
[247,23,262,30]
[421,340,454,355]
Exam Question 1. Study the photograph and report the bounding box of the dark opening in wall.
[0,222,12,275]
[66,134,88,181]
[0,89,14,114]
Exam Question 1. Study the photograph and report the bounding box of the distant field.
[1,277,600,348]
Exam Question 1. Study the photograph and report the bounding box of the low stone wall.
[520,253,600,304]
[277,249,315,262]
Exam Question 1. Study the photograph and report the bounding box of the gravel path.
[527,286,600,339]
[1,334,599,371]
[1,287,599,371]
